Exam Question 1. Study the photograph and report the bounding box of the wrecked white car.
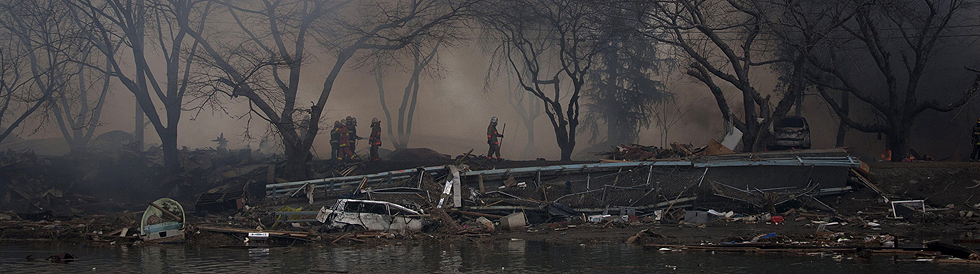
[316,199,427,232]
[769,116,811,150]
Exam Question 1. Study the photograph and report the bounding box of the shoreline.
[3,161,980,264]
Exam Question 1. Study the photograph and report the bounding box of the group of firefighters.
[324,117,980,163]
[328,116,505,162]
[330,116,383,162]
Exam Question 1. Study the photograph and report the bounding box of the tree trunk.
[393,142,408,150]
[559,143,573,161]
[134,98,144,151]
[282,140,309,180]
[835,91,849,147]
[160,129,180,175]
[607,120,631,145]
[520,122,536,159]
[887,127,912,162]
[740,121,761,152]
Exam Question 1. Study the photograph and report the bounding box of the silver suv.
[770,116,811,150]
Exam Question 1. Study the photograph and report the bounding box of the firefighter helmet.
[491,116,498,123]
[372,117,380,124]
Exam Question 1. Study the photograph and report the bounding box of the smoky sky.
[12,26,980,161]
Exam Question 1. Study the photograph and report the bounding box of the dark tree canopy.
[582,1,665,146]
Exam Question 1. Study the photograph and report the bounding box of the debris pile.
[4,144,980,265]
[598,142,713,161]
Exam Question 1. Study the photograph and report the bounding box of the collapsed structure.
[266,148,864,225]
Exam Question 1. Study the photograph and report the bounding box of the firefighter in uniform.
[329,121,341,160]
[972,118,980,161]
[369,118,382,162]
[337,121,353,160]
[487,117,503,160]
[345,116,362,153]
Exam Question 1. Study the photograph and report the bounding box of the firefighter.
[329,121,341,160]
[972,118,980,161]
[487,116,503,160]
[345,116,363,153]
[337,121,353,161]
[369,118,382,162]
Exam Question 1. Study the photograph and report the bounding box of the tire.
[343,225,365,232]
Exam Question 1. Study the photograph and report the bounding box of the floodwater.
[1,241,977,273]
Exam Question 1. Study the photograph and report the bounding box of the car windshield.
[361,202,389,215]
[343,201,360,212]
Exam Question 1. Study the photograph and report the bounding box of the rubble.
[597,142,708,161]
[3,144,980,266]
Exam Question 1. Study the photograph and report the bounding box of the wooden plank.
[851,169,886,199]
[354,177,369,194]
[196,226,309,238]
[452,210,504,219]
[452,167,462,208]
[149,202,183,223]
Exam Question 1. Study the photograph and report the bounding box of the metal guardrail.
[267,165,447,197]
[266,156,862,197]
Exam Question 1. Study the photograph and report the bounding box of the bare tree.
[505,68,543,159]
[804,0,980,161]
[1,0,87,145]
[480,0,606,161]
[65,0,212,174]
[9,1,113,152]
[641,0,851,152]
[0,20,57,143]
[374,41,441,150]
[181,0,474,179]
[50,44,112,152]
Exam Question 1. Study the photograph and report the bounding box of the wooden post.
[542,186,549,202]
[451,166,462,208]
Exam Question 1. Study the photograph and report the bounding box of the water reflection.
[1,241,978,273]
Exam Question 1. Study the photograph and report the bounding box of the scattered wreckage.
[269,148,864,223]
[316,199,429,232]
[4,142,979,264]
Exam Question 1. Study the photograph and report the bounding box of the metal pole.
[536,171,541,188]
[586,173,591,190]
[644,165,653,185]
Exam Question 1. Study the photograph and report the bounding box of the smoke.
[11,15,980,163]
